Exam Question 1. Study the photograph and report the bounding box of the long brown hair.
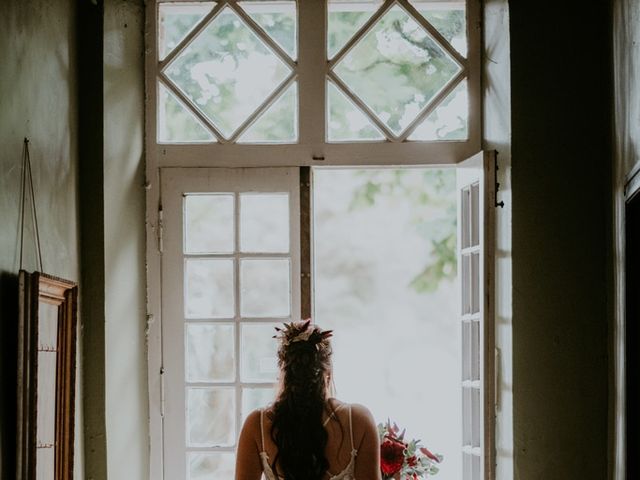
[270,321,334,479]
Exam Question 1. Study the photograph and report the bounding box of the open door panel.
[457,150,496,480]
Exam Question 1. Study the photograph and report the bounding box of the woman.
[235,320,382,480]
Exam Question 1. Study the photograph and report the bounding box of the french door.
[160,167,301,479]
[155,153,494,480]
[457,151,496,480]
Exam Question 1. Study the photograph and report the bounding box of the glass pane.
[240,194,289,253]
[159,83,215,143]
[238,1,297,59]
[412,1,467,56]
[462,321,471,381]
[472,453,481,480]
[241,323,279,382]
[463,452,473,479]
[471,320,480,381]
[461,254,471,315]
[327,81,384,142]
[187,387,235,447]
[408,80,468,141]
[186,323,235,382]
[471,182,479,246]
[184,194,234,254]
[237,82,298,144]
[242,387,277,420]
[188,452,236,480]
[38,302,58,350]
[472,388,481,447]
[461,186,471,249]
[462,387,472,445]
[240,259,290,317]
[158,3,214,60]
[333,5,461,135]
[165,6,291,138]
[313,168,461,478]
[36,352,57,445]
[471,252,479,314]
[36,447,55,480]
[185,259,235,319]
[327,0,383,59]
[462,320,480,382]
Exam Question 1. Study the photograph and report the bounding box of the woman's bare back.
[235,399,382,480]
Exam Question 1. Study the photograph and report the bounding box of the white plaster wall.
[483,2,513,478]
[0,3,79,283]
[103,1,149,479]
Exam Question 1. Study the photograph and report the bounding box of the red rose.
[380,438,405,476]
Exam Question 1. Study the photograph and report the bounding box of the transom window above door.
[155,0,475,145]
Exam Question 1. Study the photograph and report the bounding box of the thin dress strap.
[323,403,344,427]
[348,405,354,450]
[260,409,266,451]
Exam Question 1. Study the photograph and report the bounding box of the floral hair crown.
[273,319,333,349]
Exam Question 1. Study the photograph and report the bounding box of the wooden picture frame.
[17,271,78,480]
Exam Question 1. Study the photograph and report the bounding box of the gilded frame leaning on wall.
[16,271,78,480]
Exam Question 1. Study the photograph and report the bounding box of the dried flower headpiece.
[273,319,333,349]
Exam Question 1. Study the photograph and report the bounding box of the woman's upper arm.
[352,404,382,480]
[235,409,263,480]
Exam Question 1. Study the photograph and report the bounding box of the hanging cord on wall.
[18,138,44,272]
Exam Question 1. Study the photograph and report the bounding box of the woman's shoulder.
[331,399,376,425]
[240,408,264,436]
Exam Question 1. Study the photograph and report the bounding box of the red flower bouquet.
[378,421,443,479]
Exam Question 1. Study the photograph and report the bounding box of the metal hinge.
[160,366,165,418]
[494,153,505,209]
[157,205,164,253]
[494,347,500,410]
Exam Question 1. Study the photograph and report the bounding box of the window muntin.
[155,0,473,146]
[158,1,298,144]
[327,1,467,141]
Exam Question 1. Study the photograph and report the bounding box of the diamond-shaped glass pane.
[327,81,384,141]
[159,3,214,60]
[237,82,298,143]
[165,7,291,138]
[327,0,382,59]
[333,5,461,136]
[412,1,467,56]
[239,1,297,59]
[408,80,467,141]
[159,83,215,143]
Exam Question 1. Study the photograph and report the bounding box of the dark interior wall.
[77,0,107,479]
[0,0,82,477]
[510,2,612,479]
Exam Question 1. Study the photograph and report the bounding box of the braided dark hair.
[270,320,334,479]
